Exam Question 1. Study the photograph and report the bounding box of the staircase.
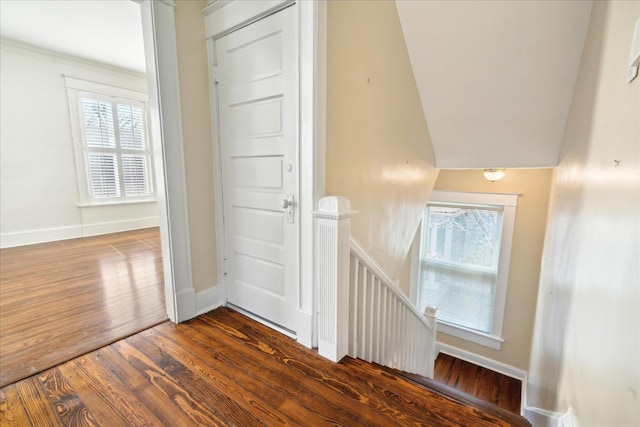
[314,196,437,378]
[313,196,531,426]
[349,239,437,378]
[381,363,532,427]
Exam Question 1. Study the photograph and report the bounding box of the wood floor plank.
[154,320,364,426]
[1,307,531,427]
[434,353,522,414]
[13,376,62,427]
[198,313,416,424]
[380,364,530,427]
[38,368,98,427]
[124,333,287,426]
[156,322,365,425]
[340,358,510,427]
[0,227,167,387]
[204,308,511,427]
[61,351,165,427]
[178,319,367,425]
[143,328,308,426]
[95,345,196,427]
[57,358,137,427]
[112,340,231,426]
[0,384,31,427]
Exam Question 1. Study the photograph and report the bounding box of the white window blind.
[413,191,518,349]
[79,94,152,201]
[418,205,503,334]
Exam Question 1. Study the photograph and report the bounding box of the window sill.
[436,321,503,350]
[78,199,157,208]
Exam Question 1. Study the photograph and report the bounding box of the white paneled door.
[216,5,299,334]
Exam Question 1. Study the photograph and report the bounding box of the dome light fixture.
[483,168,505,182]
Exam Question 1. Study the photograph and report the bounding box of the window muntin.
[78,92,152,201]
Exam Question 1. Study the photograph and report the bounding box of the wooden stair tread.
[377,363,532,427]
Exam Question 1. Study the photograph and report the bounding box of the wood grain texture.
[434,353,522,414]
[0,385,30,427]
[0,307,531,426]
[379,350,529,427]
[0,228,167,387]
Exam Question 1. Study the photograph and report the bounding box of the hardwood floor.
[0,307,531,427]
[434,353,522,414]
[0,228,167,387]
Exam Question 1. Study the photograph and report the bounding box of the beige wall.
[174,0,218,293]
[326,0,439,280]
[430,169,552,370]
[527,2,640,425]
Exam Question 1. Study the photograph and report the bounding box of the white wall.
[0,40,158,248]
[527,1,639,425]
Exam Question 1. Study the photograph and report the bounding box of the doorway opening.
[0,0,175,386]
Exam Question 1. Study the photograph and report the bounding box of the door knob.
[281,195,295,223]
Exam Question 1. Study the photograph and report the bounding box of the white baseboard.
[196,284,226,316]
[435,342,528,414]
[1,225,82,248]
[81,217,159,237]
[523,407,578,427]
[0,217,159,249]
[436,341,526,380]
[296,309,314,349]
[175,288,197,322]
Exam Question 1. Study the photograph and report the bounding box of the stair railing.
[314,196,437,378]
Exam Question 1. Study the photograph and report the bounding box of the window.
[414,191,518,349]
[65,77,154,205]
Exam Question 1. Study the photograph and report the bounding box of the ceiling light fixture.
[483,168,505,182]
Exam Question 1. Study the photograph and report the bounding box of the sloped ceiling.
[396,0,593,168]
[0,0,145,73]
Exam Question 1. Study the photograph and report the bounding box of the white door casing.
[215,5,299,334]
[139,0,196,323]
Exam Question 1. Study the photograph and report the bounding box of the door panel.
[216,5,298,333]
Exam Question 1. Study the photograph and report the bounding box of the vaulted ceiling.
[396,1,593,168]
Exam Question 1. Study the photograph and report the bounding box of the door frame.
[203,0,326,347]
[138,0,197,322]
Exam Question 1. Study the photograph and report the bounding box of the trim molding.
[0,218,159,249]
[437,322,504,350]
[140,0,195,323]
[436,342,526,381]
[295,309,314,348]
[0,38,146,78]
[426,190,519,347]
[299,0,326,350]
[82,217,159,237]
[522,407,578,427]
[196,284,226,316]
[203,0,293,39]
[1,225,81,249]
[435,342,528,415]
[175,288,197,322]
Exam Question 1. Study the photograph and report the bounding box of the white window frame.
[411,190,518,350]
[65,77,155,206]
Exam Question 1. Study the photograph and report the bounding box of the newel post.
[423,306,438,378]
[313,196,357,362]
